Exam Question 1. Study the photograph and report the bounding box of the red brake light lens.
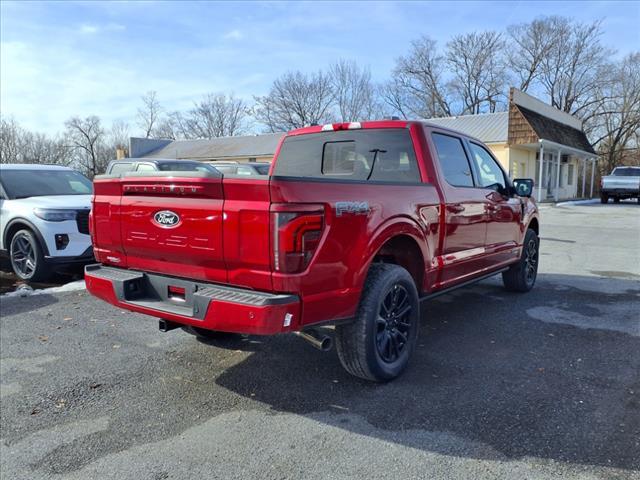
[272,209,324,273]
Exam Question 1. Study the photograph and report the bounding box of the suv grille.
[76,210,90,235]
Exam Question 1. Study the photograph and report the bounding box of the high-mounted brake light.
[272,207,324,273]
[321,122,362,132]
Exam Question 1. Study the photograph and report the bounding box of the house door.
[542,154,556,199]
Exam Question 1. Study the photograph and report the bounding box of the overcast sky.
[1,0,638,135]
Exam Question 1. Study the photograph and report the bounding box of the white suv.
[0,164,93,281]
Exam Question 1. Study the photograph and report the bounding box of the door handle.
[447,204,465,213]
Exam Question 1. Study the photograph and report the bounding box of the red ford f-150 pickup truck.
[86,120,539,381]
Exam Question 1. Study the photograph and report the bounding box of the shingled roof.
[516,106,596,155]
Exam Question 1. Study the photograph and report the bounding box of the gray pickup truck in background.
[600,166,640,204]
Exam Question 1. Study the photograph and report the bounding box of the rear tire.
[335,264,419,382]
[600,194,608,204]
[502,228,539,293]
[9,229,50,282]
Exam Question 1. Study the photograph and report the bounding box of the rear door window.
[214,165,237,175]
[431,133,474,187]
[236,166,254,176]
[274,129,420,183]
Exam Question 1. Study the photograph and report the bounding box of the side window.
[136,163,156,172]
[236,166,253,176]
[431,133,474,187]
[214,166,236,175]
[468,143,506,189]
[108,162,133,174]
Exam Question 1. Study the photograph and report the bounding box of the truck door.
[430,132,488,288]
[466,141,521,266]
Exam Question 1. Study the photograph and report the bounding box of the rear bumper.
[45,246,95,265]
[84,264,300,335]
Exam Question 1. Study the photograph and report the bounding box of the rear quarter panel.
[270,178,440,326]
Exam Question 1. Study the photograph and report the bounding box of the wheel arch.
[358,218,429,293]
[528,217,539,236]
[4,218,50,256]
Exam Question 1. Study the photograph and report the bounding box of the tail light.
[272,206,324,273]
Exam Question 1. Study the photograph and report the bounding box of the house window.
[568,163,574,185]
[248,157,257,163]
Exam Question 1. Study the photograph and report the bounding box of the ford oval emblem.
[153,210,181,228]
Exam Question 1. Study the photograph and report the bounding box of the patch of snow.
[554,199,600,206]
[1,280,86,298]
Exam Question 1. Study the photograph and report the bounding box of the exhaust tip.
[319,336,333,352]
[294,329,333,352]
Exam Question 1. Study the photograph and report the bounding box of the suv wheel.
[600,194,608,204]
[9,229,49,282]
[502,228,539,292]
[613,197,620,204]
[335,264,419,382]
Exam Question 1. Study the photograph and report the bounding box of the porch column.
[589,158,596,198]
[554,150,562,202]
[537,143,544,202]
[581,157,587,198]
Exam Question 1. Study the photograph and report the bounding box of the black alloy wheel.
[376,284,413,364]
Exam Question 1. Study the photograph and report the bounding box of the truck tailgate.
[92,171,274,290]
[93,171,227,284]
[603,176,640,190]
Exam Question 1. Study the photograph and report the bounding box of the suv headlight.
[33,208,77,222]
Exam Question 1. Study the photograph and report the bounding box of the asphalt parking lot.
[1,202,639,480]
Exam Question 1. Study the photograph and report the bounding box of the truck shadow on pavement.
[214,273,640,471]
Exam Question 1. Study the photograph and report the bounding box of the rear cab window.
[612,167,640,176]
[108,162,134,174]
[136,163,156,172]
[273,129,421,183]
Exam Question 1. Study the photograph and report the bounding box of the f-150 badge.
[335,201,370,217]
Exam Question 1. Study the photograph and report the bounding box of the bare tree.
[151,111,184,140]
[0,117,24,164]
[64,116,107,177]
[181,93,249,138]
[386,36,452,118]
[446,31,507,114]
[588,53,640,172]
[330,60,381,121]
[1,117,69,165]
[109,120,130,150]
[539,19,611,114]
[507,17,565,92]
[254,70,335,132]
[136,91,162,138]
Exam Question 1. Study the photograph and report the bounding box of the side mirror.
[513,178,534,197]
